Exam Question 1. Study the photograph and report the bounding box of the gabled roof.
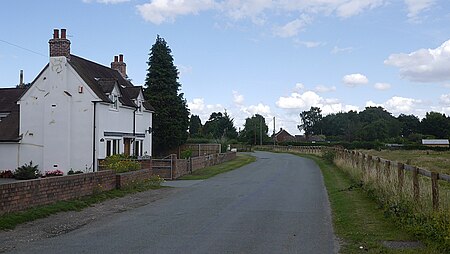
[274,128,293,138]
[0,87,27,142]
[68,54,154,111]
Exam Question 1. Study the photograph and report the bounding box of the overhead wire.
[0,39,46,57]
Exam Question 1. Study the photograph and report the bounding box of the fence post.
[412,167,420,202]
[384,160,391,178]
[397,162,404,193]
[431,172,439,210]
[375,157,381,183]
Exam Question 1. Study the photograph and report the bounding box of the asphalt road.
[9,151,338,254]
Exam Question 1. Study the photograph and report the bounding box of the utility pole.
[260,117,262,145]
[273,117,276,146]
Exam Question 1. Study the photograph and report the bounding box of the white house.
[0,28,154,174]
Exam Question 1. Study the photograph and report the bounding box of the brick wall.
[0,171,116,215]
[116,169,152,189]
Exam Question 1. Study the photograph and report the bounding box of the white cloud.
[83,0,129,3]
[273,15,312,38]
[385,96,422,114]
[177,64,192,75]
[366,96,422,115]
[294,83,305,91]
[315,85,336,93]
[374,82,391,90]
[343,73,369,87]
[219,0,272,23]
[188,98,206,111]
[135,0,429,27]
[294,40,325,48]
[331,46,353,54]
[232,90,244,105]
[136,0,216,24]
[385,39,450,83]
[365,100,383,107]
[276,89,357,115]
[440,94,450,105]
[335,0,384,18]
[276,91,321,109]
[404,0,435,20]
[242,103,271,116]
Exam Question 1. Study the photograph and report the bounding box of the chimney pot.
[53,29,59,39]
[19,70,24,87]
[49,28,70,58]
[111,54,127,78]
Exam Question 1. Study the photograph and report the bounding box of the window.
[134,140,143,157]
[109,94,118,110]
[106,139,120,156]
[135,99,143,113]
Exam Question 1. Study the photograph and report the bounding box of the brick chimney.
[49,28,70,58]
[111,54,127,78]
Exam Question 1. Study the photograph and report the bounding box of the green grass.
[298,154,442,254]
[178,153,256,180]
[0,179,162,230]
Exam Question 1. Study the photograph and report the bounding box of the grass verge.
[298,153,442,254]
[178,153,256,180]
[0,178,163,230]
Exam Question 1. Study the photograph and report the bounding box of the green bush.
[103,154,141,173]
[180,149,192,159]
[67,169,84,175]
[322,150,336,164]
[14,161,40,180]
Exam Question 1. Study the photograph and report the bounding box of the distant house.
[422,139,449,147]
[273,128,295,143]
[0,28,154,174]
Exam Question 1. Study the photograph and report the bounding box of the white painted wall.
[0,143,19,170]
[4,56,152,174]
[18,57,97,174]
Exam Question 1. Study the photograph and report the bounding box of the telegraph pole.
[260,117,262,145]
[273,117,276,146]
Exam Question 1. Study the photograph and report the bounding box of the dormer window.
[109,94,118,110]
[137,100,143,113]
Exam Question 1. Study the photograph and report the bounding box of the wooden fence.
[258,145,450,212]
[334,149,450,212]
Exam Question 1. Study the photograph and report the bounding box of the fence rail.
[259,145,450,212]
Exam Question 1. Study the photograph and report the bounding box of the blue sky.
[1,0,450,135]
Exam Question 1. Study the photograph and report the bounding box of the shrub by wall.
[116,169,153,189]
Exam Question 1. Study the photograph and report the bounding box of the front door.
[124,138,131,156]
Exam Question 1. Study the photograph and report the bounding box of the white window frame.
[134,139,144,157]
[106,139,120,157]
[109,94,118,110]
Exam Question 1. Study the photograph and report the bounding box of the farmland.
[361,149,450,175]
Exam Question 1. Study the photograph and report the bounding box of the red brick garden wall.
[116,169,152,189]
[0,171,116,215]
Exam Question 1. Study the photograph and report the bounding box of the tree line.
[189,113,270,145]
[299,106,450,143]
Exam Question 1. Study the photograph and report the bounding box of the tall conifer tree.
[144,36,189,156]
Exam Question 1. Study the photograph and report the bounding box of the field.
[360,149,450,175]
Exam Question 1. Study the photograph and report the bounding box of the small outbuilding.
[421,139,449,147]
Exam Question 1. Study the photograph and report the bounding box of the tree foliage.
[203,112,238,140]
[308,106,450,143]
[144,35,189,156]
[298,106,323,138]
[189,115,202,138]
[239,114,269,145]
